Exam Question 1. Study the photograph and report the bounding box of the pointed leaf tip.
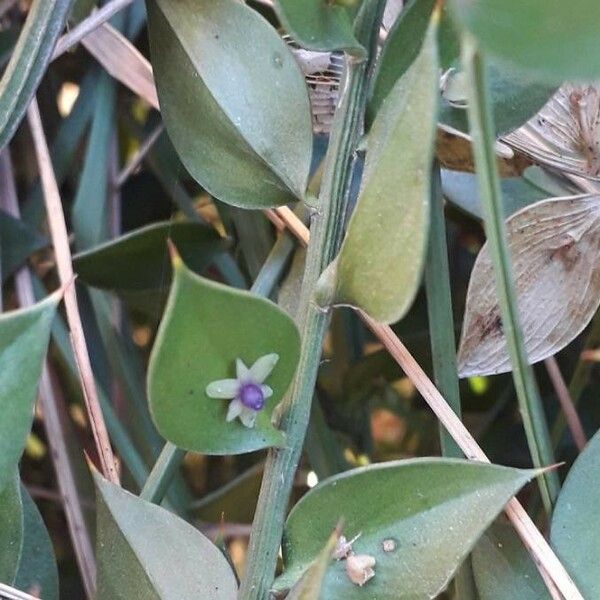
[166,238,183,270]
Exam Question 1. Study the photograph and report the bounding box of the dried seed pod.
[345,554,376,586]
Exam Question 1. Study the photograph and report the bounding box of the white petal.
[226,399,243,422]
[239,407,257,428]
[249,353,279,383]
[236,358,250,381]
[206,379,239,399]
[261,385,273,399]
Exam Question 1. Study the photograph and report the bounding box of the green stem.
[426,163,477,599]
[238,5,385,598]
[425,163,477,599]
[425,162,463,459]
[139,442,185,504]
[462,37,559,512]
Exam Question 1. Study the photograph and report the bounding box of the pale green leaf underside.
[317,17,439,324]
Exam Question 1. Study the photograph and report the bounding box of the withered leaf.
[503,84,600,181]
[458,195,600,377]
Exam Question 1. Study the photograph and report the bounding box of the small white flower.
[205,353,278,428]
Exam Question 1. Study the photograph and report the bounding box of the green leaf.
[0,473,23,584]
[13,486,59,600]
[368,0,435,124]
[449,0,600,83]
[472,521,548,600]
[441,170,547,220]
[368,1,458,125]
[551,428,600,597]
[73,221,225,292]
[95,473,238,600]
[147,0,312,208]
[76,219,229,319]
[0,210,47,282]
[278,459,537,599]
[273,0,363,55]
[316,16,438,324]
[71,72,116,251]
[148,252,300,454]
[0,0,73,148]
[0,293,59,490]
[440,61,555,136]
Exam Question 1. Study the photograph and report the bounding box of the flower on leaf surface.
[205,353,279,428]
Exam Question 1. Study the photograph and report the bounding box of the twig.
[269,190,583,600]
[199,521,253,540]
[27,99,119,485]
[544,357,587,451]
[0,582,45,600]
[0,150,97,598]
[116,123,164,187]
[25,484,95,509]
[52,0,135,60]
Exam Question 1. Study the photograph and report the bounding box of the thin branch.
[116,123,164,187]
[0,582,46,600]
[0,150,97,598]
[52,0,135,60]
[271,197,583,600]
[544,356,587,451]
[27,99,119,485]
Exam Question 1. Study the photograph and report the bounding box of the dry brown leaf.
[457,195,600,377]
[82,23,159,109]
[503,84,600,180]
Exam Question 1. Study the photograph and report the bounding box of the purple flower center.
[238,382,265,411]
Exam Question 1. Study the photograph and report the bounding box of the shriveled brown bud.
[333,533,361,560]
[345,554,376,586]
